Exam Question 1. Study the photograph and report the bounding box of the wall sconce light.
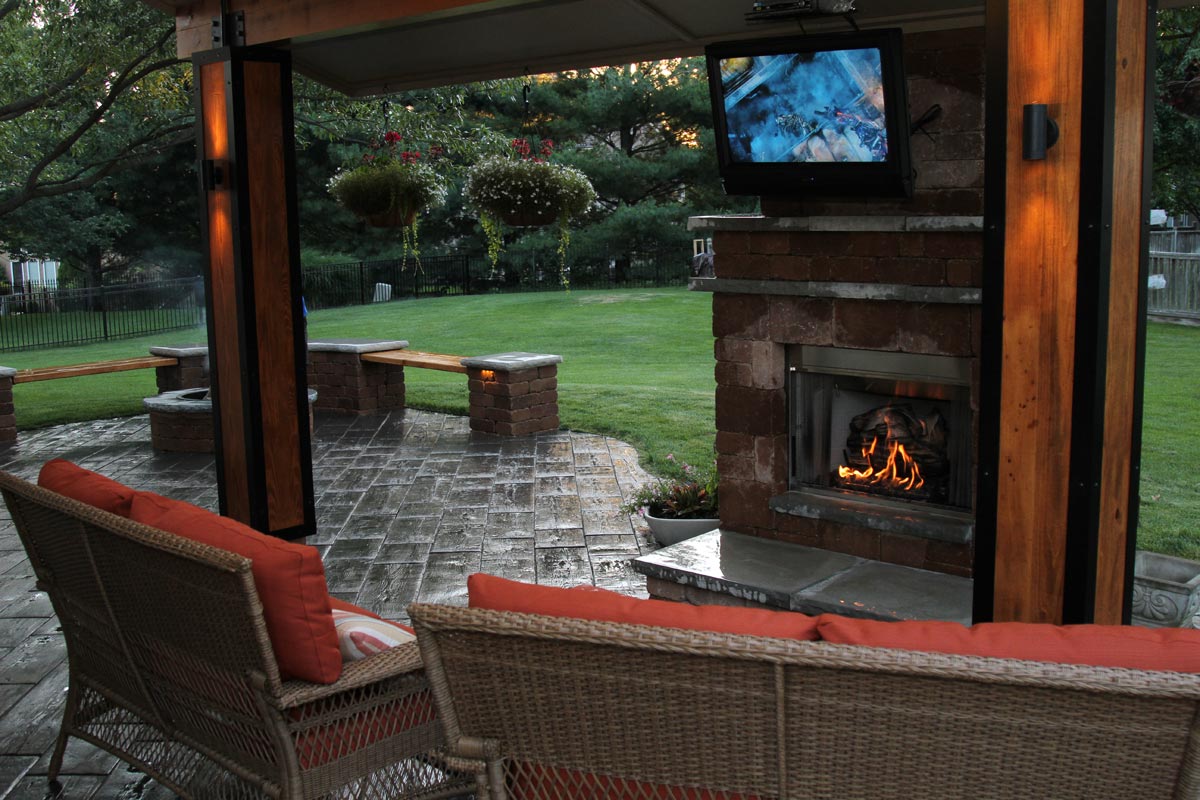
[1022,104,1059,160]
[202,159,230,191]
[480,370,496,382]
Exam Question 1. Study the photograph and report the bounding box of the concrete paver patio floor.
[0,409,660,799]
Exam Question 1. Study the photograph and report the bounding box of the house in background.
[0,252,59,292]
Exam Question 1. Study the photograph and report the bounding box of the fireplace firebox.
[789,346,973,513]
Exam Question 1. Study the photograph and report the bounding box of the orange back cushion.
[468,573,819,640]
[38,458,136,517]
[130,492,341,684]
[818,615,1200,673]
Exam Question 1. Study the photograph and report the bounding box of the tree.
[0,0,192,287]
[530,60,754,276]
[1154,8,1200,219]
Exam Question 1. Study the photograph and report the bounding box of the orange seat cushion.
[817,615,1200,673]
[468,573,819,640]
[38,459,136,517]
[130,492,342,684]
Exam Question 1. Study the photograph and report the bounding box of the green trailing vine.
[480,213,504,277]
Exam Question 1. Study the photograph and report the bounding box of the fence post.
[358,262,366,306]
[99,285,110,341]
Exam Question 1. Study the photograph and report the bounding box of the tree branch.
[0,65,89,123]
[8,25,181,214]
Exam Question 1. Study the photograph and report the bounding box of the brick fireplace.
[691,26,984,579]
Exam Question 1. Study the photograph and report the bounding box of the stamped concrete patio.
[0,409,659,799]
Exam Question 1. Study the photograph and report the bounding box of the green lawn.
[3,292,1196,555]
[1,289,716,474]
[1135,322,1200,558]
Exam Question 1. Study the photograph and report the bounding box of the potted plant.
[328,132,447,261]
[621,456,719,546]
[464,138,596,286]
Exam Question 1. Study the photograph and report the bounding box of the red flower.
[383,131,402,144]
[540,139,555,156]
[362,153,376,163]
[429,145,445,158]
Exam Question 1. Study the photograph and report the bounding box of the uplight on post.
[480,369,496,381]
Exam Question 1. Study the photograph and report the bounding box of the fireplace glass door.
[790,346,972,510]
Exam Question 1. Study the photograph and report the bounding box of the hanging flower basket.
[365,204,420,229]
[464,141,596,286]
[329,160,445,228]
[498,207,560,228]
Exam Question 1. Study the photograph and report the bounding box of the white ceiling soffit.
[290,0,986,96]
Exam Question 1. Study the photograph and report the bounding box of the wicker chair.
[0,472,474,800]
[409,602,1200,800]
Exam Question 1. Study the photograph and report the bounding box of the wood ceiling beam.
[169,0,548,58]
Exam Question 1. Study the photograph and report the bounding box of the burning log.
[836,404,950,502]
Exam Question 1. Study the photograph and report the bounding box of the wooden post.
[976,0,1152,623]
[194,46,315,540]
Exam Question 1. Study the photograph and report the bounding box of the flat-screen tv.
[706,29,913,197]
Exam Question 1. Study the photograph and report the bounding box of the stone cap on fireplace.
[688,215,984,234]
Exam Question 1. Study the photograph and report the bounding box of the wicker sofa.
[410,576,1200,800]
[0,469,472,800]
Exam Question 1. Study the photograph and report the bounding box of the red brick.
[530,403,557,419]
[946,258,982,287]
[833,300,902,351]
[484,381,529,397]
[717,453,754,482]
[847,233,904,258]
[747,231,791,255]
[900,235,926,257]
[715,338,754,364]
[898,305,973,357]
[770,296,834,345]
[500,368,539,383]
[767,255,816,281]
[878,257,946,286]
[880,534,930,569]
[538,365,558,379]
[820,521,881,561]
[726,254,772,280]
[715,361,750,388]
[789,232,850,257]
[713,230,748,255]
[747,341,785,390]
[822,255,877,283]
[714,385,786,436]
[530,377,556,392]
[715,431,754,455]
[923,233,983,259]
[470,418,496,433]
[771,516,824,548]
[712,294,769,340]
[755,434,788,484]
[719,479,775,529]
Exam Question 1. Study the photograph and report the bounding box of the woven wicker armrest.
[273,640,426,708]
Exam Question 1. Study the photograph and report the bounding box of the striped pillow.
[330,609,415,661]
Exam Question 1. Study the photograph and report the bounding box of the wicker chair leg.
[47,679,79,787]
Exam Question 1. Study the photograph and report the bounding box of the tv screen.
[706,29,913,197]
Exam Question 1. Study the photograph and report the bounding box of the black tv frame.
[706,28,914,198]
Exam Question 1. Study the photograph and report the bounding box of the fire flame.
[837,436,925,492]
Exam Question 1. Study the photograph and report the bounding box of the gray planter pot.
[644,515,720,547]
[1132,551,1200,628]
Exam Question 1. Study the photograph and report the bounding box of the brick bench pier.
[307,339,562,436]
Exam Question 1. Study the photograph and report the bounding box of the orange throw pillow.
[38,458,136,517]
[468,573,819,641]
[130,492,342,684]
[817,615,1200,673]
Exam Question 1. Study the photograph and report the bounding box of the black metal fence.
[0,278,206,352]
[302,246,689,311]
[0,246,689,352]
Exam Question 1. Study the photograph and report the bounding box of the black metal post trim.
[974,0,1011,624]
[1124,0,1159,623]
